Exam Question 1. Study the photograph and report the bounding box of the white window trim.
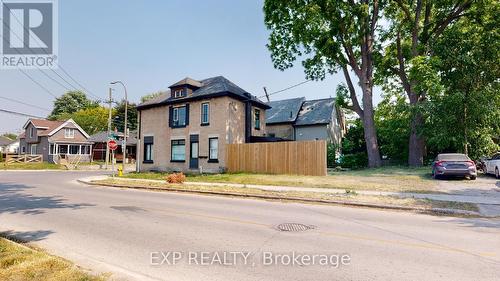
[173,108,179,122]
[65,128,75,139]
[29,127,34,138]
[209,138,218,160]
[201,103,210,124]
[30,144,37,155]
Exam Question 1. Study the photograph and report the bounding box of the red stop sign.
[108,139,118,151]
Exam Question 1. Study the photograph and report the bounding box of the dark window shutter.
[185,104,190,125]
[168,106,173,127]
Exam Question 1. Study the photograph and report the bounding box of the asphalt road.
[1,171,499,281]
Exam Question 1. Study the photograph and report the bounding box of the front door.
[189,135,199,169]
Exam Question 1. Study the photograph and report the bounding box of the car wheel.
[496,167,499,179]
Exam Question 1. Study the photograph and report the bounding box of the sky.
[0,0,381,134]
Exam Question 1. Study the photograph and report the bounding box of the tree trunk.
[362,86,382,168]
[408,110,425,166]
[363,110,382,168]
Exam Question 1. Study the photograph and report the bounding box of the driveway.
[0,171,499,281]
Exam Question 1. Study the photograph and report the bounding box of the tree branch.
[411,0,423,56]
[394,0,412,22]
[370,0,379,38]
[396,31,412,95]
[430,1,472,38]
[342,65,364,117]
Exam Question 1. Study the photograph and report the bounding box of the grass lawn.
[1,162,65,170]
[94,178,477,213]
[0,237,106,281]
[123,166,437,193]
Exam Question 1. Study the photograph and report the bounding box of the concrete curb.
[77,178,481,217]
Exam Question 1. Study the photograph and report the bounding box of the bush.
[166,172,186,184]
[339,152,368,169]
[327,143,338,168]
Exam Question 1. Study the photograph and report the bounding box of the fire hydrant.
[118,166,123,177]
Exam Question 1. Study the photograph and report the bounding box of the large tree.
[58,106,110,135]
[264,0,383,167]
[379,0,475,166]
[113,100,138,133]
[425,1,500,159]
[48,91,99,120]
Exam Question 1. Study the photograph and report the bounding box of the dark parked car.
[432,153,477,180]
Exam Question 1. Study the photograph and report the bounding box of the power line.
[259,80,311,99]
[18,69,59,98]
[0,108,46,119]
[0,96,51,112]
[1,10,103,102]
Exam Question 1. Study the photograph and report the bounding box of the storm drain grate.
[276,223,315,232]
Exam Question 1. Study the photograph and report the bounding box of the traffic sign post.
[108,139,118,177]
[108,139,118,151]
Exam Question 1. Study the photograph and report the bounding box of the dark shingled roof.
[265,97,305,124]
[88,131,137,145]
[295,98,336,126]
[169,77,203,88]
[137,76,270,110]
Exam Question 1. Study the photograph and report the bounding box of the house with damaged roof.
[136,76,270,173]
[265,97,346,146]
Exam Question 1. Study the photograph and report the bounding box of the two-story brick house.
[19,118,93,163]
[136,76,270,173]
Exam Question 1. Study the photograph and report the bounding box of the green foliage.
[375,93,410,163]
[1,133,17,140]
[58,106,110,135]
[113,100,138,132]
[140,92,164,103]
[48,91,99,120]
[339,119,368,169]
[327,143,337,168]
[425,1,500,160]
[264,0,381,79]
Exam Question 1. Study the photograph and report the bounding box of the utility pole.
[263,87,270,102]
[105,88,113,169]
[110,81,128,175]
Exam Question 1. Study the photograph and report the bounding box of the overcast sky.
[0,0,381,135]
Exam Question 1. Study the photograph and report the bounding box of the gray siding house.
[19,118,93,163]
[266,97,345,145]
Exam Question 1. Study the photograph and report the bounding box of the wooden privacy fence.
[226,140,327,176]
[6,154,43,164]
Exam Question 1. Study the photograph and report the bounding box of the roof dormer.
[169,77,202,99]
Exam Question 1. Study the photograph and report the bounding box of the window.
[50,144,55,155]
[82,145,91,155]
[254,109,261,130]
[143,136,154,163]
[69,145,79,154]
[174,89,183,98]
[201,103,210,125]
[171,139,186,162]
[209,138,218,162]
[172,106,187,127]
[65,128,75,138]
[30,144,37,155]
[29,127,34,138]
